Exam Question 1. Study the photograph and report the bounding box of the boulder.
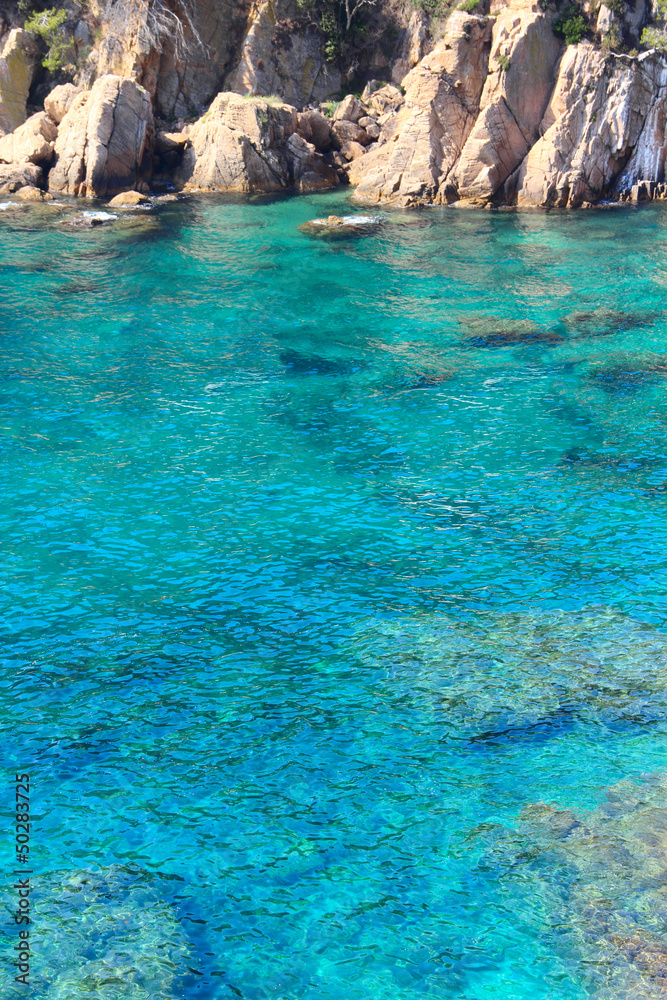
[333,95,364,123]
[44,83,83,125]
[108,190,150,207]
[454,0,563,201]
[332,119,373,147]
[296,109,332,152]
[0,112,57,165]
[0,161,42,194]
[0,29,37,134]
[341,140,366,162]
[49,75,154,198]
[175,92,337,193]
[366,85,405,116]
[15,185,53,202]
[350,12,493,205]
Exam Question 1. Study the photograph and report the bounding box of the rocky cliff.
[1,0,667,207]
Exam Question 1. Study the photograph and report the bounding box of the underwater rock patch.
[23,864,190,998]
[564,308,661,340]
[459,316,563,349]
[485,772,667,999]
[352,609,667,744]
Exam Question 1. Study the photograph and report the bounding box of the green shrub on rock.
[552,3,588,44]
[641,26,667,50]
[24,7,69,72]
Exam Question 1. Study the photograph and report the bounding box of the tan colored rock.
[392,9,429,86]
[226,0,341,108]
[333,95,363,123]
[341,140,366,162]
[513,46,667,206]
[15,185,53,202]
[367,85,405,117]
[332,119,373,147]
[0,112,57,165]
[351,13,493,206]
[49,75,154,198]
[175,92,337,193]
[108,190,150,208]
[44,83,83,125]
[0,29,37,134]
[455,0,562,201]
[296,110,332,152]
[0,161,42,194]
[81,0,251,121]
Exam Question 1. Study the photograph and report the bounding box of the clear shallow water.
[2,193,667,998]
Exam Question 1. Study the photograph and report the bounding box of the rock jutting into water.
[298,214,383,238]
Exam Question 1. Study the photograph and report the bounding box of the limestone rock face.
[225,0,341,108]
[0,112,57,165]
[174,92,337,193]
[44,83,83,125]
[49,76,154,198]
[0,29,37,135]
[454,0,562,201]
[513,46,667,206]
[350,12,493,206]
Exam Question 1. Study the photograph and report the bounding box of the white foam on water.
[0,202,16,211]
[81,211,117,221]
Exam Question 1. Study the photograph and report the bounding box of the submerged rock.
[486,772,667,998]
[28,864,190,998]
[61,210,117,228]
[460,316,563,348]
[353,608,667,743]
[279,348,366,376]
[564,307,661,339]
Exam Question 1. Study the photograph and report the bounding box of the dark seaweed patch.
[279,349,366,376]
[588,365,659,395]
[565,308,661,340]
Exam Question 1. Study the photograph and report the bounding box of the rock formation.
[48,75,154,198]
[0,28,36,134]
[0,112,57,166]
[174,91,338,193]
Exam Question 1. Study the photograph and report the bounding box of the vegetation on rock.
[23,6,69,72]
[552,3,588,44]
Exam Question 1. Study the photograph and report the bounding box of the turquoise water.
[3,192,667,998]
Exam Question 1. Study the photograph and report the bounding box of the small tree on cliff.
[342,0,378,31]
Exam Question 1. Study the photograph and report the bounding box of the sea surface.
[2,192,667,999]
